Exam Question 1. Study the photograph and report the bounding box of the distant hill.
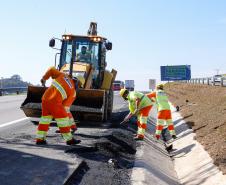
[0,75,32,88]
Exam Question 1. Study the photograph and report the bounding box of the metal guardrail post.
[221,77,224,87]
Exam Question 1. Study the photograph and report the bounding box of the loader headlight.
[93,37,101,42]
[63,36,71,40]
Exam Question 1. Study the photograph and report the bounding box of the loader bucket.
[21,86,107,122]
[21,86,47,118]
[71,89,106,121]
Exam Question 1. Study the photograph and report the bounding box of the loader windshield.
[60,39,100,72]
[75,42,99,70]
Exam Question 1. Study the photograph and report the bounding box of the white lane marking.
[0,117,29,128]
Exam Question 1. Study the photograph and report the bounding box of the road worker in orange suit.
[36,66,81,145]
[120,89,153,140]
[146,84,177,140]
[56,75,85,134]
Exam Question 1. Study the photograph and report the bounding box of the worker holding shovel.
[120,89,153,140]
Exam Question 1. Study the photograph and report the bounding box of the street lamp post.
[0,77,3,89]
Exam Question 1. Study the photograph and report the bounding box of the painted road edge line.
[0,117,29,128]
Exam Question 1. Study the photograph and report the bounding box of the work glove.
[41,79,46,87]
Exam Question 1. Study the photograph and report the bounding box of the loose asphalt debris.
[65,128,136,185]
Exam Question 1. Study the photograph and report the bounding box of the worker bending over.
[56,75,85,134]
[120,89,153,140]
[36,66,81,145]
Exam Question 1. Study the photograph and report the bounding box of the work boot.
[66,138,81,145]
[36,139,47,145]
[134,135,144,141]
[172,135,177,139]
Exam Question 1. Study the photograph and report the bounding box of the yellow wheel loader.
[21,22,117,122]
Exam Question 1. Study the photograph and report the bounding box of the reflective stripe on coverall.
[36,67,76,142]
[64,106,77,130]
[127,91,153,138]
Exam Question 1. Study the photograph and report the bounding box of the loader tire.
[103,92,108,122]
[107,90,113,118]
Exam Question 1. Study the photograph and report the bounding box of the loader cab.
[58,35,111,88]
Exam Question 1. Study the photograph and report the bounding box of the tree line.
[0,75,32,88]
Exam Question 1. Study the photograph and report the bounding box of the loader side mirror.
[105,42,112,50]
[49,39,55,47]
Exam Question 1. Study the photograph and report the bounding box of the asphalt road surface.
[0,95,26,125]
[0,93,136,185]
[0,92,178,185]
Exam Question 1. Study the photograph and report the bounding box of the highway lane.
[112,91,128,111]
[0,92,133,185]
[0,92,125,127]
[0,92,179,185]
[0,95,27,125]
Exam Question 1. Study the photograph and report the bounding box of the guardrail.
[0,87,28,96]
[180,77,226,87]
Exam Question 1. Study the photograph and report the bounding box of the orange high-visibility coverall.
[63,105,77,131]
[146,91,176,139]
[36,67,76,142]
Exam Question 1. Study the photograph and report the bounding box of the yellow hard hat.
[120,88,128,97]
[76,75,85,88]
[157,84,164,90]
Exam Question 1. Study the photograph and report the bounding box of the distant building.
[11,74,22,81]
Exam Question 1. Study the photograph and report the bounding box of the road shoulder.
[131,132,179,185]
[172,108,226,185]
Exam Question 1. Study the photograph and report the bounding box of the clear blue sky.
[0,0,226,90]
